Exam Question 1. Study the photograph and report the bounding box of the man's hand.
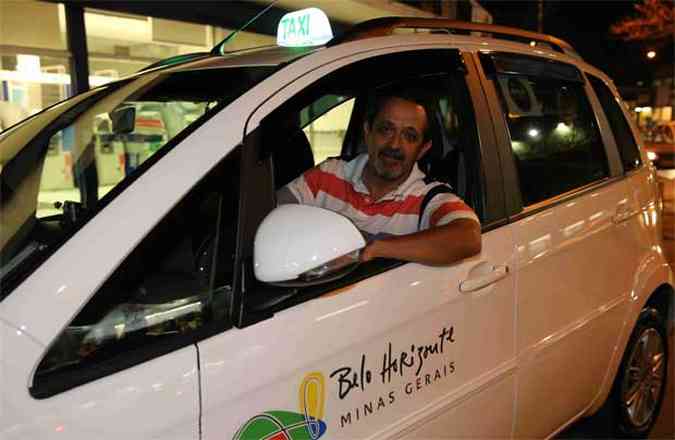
[360,219,481,266]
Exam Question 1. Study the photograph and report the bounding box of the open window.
[265,50,483,206]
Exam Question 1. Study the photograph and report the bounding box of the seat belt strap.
[418,183,453,230]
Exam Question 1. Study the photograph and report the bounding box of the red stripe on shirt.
[303,166,324,197]
[430,200,474,226]
[304,169,423,217]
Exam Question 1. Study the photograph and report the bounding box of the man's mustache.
[379,148,405,161]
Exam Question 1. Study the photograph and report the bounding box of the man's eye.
[403,130,420,143]
[377,125,394,136]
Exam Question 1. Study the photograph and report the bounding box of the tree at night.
[610,0,674,41]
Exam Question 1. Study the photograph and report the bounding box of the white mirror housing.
[254,205,366,284]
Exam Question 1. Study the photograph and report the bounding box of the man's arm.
[360,218,481,266]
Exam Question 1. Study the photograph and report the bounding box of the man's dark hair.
[365,85,436,142]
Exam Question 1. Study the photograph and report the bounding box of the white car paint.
[0,318,200,439]
[512,178,638,438]
[200,226,517,439]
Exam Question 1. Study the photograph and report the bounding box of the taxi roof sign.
[277,8,333,47]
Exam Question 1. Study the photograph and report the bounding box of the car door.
[198,44,517,439]
[477,52,635,437]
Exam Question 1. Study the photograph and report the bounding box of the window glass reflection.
[495,74,609,205]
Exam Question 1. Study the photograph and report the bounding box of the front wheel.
[612,307,668,438]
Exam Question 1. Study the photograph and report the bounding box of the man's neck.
[362,161,407,201]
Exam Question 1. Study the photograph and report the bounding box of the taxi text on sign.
[276,8,333,47]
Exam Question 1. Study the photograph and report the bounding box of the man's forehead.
[374,96,428,129]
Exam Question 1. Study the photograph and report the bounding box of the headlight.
[647,151,658,161]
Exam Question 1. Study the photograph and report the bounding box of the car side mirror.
[254,205,366,286]
[110,105,135,134]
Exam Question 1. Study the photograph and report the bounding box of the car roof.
[149,17,583,72]
[129,17,616,99]
[330,17,582,60]
[156,34,593,75]
[148,45,320,74]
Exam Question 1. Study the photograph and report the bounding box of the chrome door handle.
[460,264,509,293]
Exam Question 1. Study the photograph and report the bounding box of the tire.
[609,307,669,438]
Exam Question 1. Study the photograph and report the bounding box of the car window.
[302,96,354,163]
[0,67,273,299]
[587,75,642,173]
[489,56,609,205]
[32,149,240,397]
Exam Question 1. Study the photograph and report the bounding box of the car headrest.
[273,127,314,188]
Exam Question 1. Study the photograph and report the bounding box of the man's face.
[363,96,431,182]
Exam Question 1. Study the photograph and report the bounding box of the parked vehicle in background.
[0,9,673,440]
[653,122,675,144]
[643,122,675,169]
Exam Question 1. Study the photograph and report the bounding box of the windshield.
[0,65,274,297]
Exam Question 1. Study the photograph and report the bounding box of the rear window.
[484,54,609,206]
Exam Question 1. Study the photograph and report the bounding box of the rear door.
[477,52,634,437]
[198,44,517,439]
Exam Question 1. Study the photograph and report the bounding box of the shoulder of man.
[277,157,347,205]
[417,182,452,229]
[418,181,479,230]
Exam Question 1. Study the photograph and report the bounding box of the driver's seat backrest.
[272,125,315,188]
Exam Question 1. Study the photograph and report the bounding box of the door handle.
[459,264,509,293]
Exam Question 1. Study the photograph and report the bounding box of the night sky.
[481,1,668,86]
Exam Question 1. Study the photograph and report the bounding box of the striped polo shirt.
[277,153,479,239]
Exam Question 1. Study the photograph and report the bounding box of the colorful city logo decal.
[234,372,327,440]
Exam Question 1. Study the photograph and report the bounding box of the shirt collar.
[348,153,426,201]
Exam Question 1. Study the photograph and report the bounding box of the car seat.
[272,124,315,188]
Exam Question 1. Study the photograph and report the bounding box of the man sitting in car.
[277,87,481,266]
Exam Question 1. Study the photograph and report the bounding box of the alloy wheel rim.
[621,327,665,428]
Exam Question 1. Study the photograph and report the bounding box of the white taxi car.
[0,10,673,440]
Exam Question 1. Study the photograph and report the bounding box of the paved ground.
[560,171,674,439]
